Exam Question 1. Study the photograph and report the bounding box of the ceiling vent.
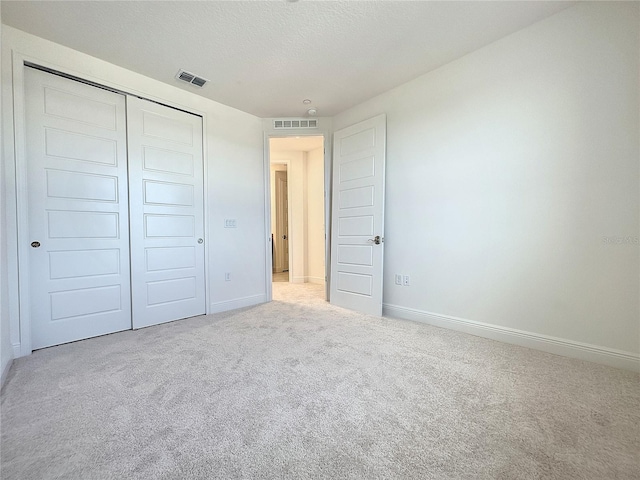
[273,118,318,129]
[176,69,209,88]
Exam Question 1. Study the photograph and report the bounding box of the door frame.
[6,53,211,357]
[263,131,332,302]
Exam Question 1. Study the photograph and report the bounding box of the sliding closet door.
[126,97,206,328]
[25,67,132,349]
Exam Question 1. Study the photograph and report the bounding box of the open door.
[274,170,289,273]
[329,114,386,316]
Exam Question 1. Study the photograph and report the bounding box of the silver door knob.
[197,238,203,244]
[367,235,381,245]
[31,241,41,248]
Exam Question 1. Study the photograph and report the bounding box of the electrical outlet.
[395,274,402,285]
[225,272,231,281]
[403,275,410,286]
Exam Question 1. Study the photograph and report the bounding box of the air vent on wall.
[176,69,209,88]
[273,118,318,129]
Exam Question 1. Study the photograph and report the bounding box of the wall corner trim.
[209,294,267,314]
[382,304,640,372]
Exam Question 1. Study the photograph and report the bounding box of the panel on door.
[127,96,206,328]
[25,67,132,349]
[330,115,386,316]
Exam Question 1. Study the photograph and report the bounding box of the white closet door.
[126,96,206,328]
[25,67,132,349]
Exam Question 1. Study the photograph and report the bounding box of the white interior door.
[330,114,386,316]
[126,96,206,328]
[275,170,289,273]
[25,67,132,349]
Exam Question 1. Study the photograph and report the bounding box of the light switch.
[224,219,237,228]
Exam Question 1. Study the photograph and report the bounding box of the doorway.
[269,136,325,299]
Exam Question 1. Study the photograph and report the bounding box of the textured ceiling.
[1,1,574,118]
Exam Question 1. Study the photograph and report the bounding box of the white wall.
[306,146,325,284]
[2,25,266,355]
[332,2,639,368]
[0,4,13,385]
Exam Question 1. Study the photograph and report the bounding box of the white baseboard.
[290,276,325,285]
[383,304,640,372]
[306,276,326,285]
[209,294,267,314]
[1,357,13,389]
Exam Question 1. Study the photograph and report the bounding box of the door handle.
[31,241,41,248]
[283,235,287,240]
[197,238,203,244]
[367,235,381,245]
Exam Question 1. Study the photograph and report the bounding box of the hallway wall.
[306,146,325,284]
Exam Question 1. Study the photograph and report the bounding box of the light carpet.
[1,282,638,479]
